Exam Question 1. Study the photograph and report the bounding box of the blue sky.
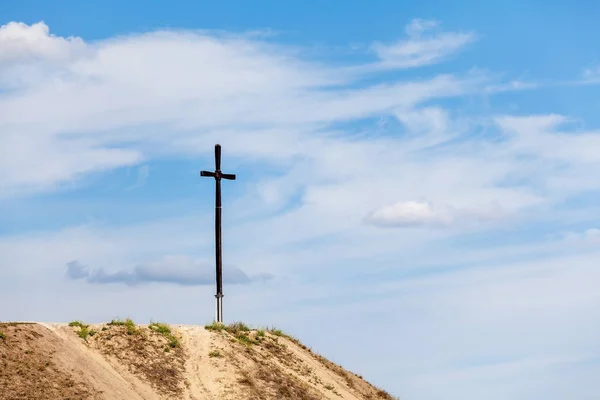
[2,1,600,399]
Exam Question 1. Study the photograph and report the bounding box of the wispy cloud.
[0,21,488,199]
[582,65,600,82]
[372,18,476,68]
[404,18,441,37]
[127,165,150,190]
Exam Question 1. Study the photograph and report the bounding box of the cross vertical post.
[200,144,236,323]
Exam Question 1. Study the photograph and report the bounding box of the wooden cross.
[200,144,236,323]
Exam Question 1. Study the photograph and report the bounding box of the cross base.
[215,293,224,323]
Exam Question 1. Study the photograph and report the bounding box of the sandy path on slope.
[37,323,244,400]
[40,323,162,400]
[177,324,249,400]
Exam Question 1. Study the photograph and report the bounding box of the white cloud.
[0,21,85,65]
[364,200,503,228]
[366,200,451,226]
[372,19,476,68]
[0,21,87,88]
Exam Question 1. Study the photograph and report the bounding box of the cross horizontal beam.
[200,170,236,180]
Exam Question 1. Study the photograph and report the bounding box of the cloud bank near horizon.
[65,257,273,286]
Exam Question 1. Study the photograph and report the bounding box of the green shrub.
[168,336,180,348]
[124,318,138,335]
[69,320,92,340]
[77,326,90,340]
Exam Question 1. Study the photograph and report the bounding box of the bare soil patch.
[0,322,98,400]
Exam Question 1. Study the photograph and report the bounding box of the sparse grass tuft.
[207,321,260,345]
[208,350,222,358]
[205,321,254,342]
[204,321,226,331]
[268,327,310,352]
[376,389,398,399]
[256,329,265,337]
[149,322,171,335]
[68,320,86,328]
[234,332,258,346]
[0,332,5,340]
[267,326,306,347]
[106,318,139,335]
[268,327,284,336]
[149,321,180,348]
[226,321,250,334]
[238,371,256,387]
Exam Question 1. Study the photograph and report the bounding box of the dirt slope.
[0,321,396,400]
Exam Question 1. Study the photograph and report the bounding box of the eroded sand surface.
[0,322,395,400]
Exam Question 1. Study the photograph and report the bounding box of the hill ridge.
[0,321,397,400]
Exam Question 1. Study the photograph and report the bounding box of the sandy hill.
[0,320,396,400]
